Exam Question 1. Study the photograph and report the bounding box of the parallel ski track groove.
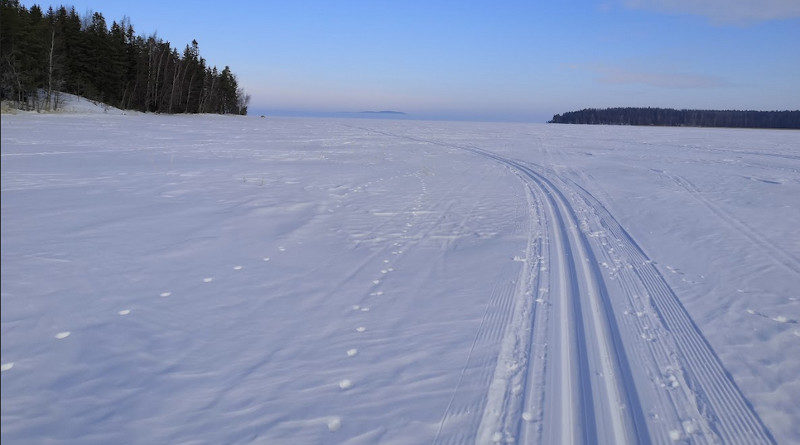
[527,173,598,443]
[348,125,774,444]
[566,177,776,444]
[433,280,501,443]
[517,189,550,445]
[666,172,800,275]
[473,151,648,444]
[473,181,543,444]
[433,274,519,444]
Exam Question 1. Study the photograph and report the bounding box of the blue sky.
[23,0,800,121]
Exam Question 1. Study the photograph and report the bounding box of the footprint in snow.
[203,277,214,283]
[326,417,342,432]
[233,265,243,270]
[347,348,358,357]
[356,326,366,333]
[1,362,14,372]
[160,292,172,297]
[372,280,380,285]
[118,309,131,316]
[278,246,286,252]
[263,257,271,262]
[338,379,353,390]
[665,265,683,275]
[55,331,71,340]
[747,308,797,324]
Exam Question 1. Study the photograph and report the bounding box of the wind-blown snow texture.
[2,114,798,444]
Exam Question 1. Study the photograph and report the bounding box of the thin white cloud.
[624,0,800,23]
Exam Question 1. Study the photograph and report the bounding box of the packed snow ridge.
[2,113,798,444]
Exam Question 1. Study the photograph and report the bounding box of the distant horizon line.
[246,105,800,124]
[247,108,549,123]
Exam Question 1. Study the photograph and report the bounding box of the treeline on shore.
[549,107,800,129]
[0,0,249,114]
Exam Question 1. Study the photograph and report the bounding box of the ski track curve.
[471,151,648,445]
[347,125,775,444]
[654,169,800,276]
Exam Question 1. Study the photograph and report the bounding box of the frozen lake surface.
[2,114,798,443]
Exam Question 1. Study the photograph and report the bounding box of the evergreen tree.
[0,1,249,115]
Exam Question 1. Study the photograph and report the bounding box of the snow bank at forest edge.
[1,92,128,115]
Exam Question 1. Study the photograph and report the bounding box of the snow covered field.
[2,114,798,444]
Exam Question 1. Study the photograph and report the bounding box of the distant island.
[358,111,407,115]
[549,108,800,129]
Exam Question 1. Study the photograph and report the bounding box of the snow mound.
[55,93,127,115]
[1,92,130,115]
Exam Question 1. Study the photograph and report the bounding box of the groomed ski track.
[350,125,775,444]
